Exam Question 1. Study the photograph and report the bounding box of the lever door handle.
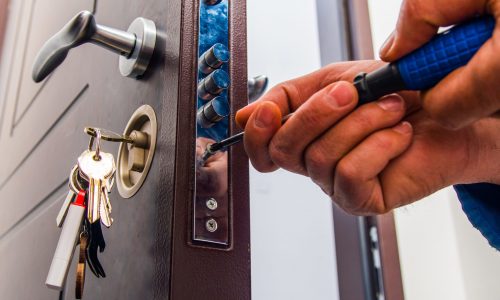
[32,11,156,82]
[248,75,269,103]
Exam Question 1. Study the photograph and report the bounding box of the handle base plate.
[119,17,157,78]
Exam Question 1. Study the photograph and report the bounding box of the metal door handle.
[248,75,269,103]
[32,11,156,82]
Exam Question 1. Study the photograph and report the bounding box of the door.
[0,0,250,299]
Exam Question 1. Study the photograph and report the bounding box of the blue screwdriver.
[201,16,495,162]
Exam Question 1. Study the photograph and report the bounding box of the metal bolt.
[206,198,218,210]
[203,0,223,5]
[205,218,218,233]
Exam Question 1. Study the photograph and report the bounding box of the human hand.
[379,0,500,129]
[196,137,228,198]
[236,61,500,215]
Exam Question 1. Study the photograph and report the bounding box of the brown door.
[0,0,250,299]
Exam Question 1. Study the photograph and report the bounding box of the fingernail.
[379,31,395,59]
[235,110,245,128]
[377,96,404,112]
[393,121,412,134]
[328,83,354,107]
[254,103,275,128]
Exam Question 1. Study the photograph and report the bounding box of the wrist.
[465,118,500,185]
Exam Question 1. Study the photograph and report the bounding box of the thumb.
[421,35,500,129]
[380,0,488,61]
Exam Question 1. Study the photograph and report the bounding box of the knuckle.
[273,81,302,109]
[332,194,365,216]
[353,108,377,131]
[333,193,388,216]
[426,107,463,129]
[370,204,390,215]
[336,160,359,183]
[408,0,423,14]
[305,146,331,172]
[269,82,289,94]
[250,159,276,173]
[331,194,348,210]
[404,0,428,20]
[315,180,334,197]
[298,105,326,124]
[346,207,370,216]
[269,139,295,168]
[422,96,464,129]
[371,133,394,150]
[435,117,463,130]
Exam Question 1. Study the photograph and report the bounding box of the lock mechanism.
[116,105,157,198]
[193,0,231,249]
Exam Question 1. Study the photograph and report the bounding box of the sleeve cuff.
[454,183,500,250]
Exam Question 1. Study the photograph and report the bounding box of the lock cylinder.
[197,69,230,101]
[203,0,223,5]
[197,96,229,128]
[199,43,230,75]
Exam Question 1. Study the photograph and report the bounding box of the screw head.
[206,198,218,210]
[205,218,218,233]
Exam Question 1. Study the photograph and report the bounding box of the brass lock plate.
[117,105,157,198]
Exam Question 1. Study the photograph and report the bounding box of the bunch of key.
[46,129,116,299]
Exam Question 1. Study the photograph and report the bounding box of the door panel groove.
[0,0,25,139]
[0,1,183,298]
[7,0,91,136]
[0,178,65,242]
[9,0,36,136]
[12,73,52,130]
[0,84,89,190]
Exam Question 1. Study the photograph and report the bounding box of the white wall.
[247,1,339,300]
[368,1,500,299]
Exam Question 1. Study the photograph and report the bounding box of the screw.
[206,198,218,210]
[205,218,218,233]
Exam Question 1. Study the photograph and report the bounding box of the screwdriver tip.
[197,144,216,167]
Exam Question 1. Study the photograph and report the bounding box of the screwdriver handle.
[355,16,495,105]
[396,16,495,90]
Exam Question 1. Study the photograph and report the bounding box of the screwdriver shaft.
[200,113,292,163]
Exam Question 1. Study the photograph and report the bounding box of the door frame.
[344,2,404,299]
[316,0,404,299]
[169,0,251,299]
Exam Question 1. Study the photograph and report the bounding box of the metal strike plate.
[192,0,230,248]
[116,105,157,198]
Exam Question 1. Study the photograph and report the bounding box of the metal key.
[100,188,113,228]
[99,167,115,227]
[78,149,115,224]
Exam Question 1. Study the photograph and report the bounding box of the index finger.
[236,60,383,128]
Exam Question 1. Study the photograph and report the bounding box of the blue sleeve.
[454,183,500,250]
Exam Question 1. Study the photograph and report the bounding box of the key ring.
[94,129,102,161]
[87,129,102,161]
